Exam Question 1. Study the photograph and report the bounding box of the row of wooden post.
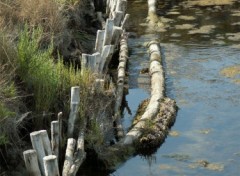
[23,0,130,175]
[81,0,129,75]
[23,112,63,176]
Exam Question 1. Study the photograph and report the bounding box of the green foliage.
[17,25,59,112]
[0,134,9,146]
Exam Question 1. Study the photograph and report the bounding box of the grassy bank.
[0,0,105,172]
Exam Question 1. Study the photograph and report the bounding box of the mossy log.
[95,41,177,169]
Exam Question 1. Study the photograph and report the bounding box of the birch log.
[148,0,158,23]
[114,33,128,139]
[43,155,60,176]
[67,87,80,138]
[62,138,76,176]
[51,121,60,160]
[30,131,47,175]
[23,150,41,176]
[123,41,164,145]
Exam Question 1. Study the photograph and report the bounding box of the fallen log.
[114,32,129,139]
[123,41,164,145]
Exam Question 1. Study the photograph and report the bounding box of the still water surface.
[113,0,240,175]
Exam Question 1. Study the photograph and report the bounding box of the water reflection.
[113,0,240,175]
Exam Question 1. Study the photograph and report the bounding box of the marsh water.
[112,0,240,175]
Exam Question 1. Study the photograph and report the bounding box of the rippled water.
[113,0,240,175]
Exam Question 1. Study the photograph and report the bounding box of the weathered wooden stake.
[40,130,52,156]
[62,138,76,176]
[112,26,123,46]
[58,112,63,164]
[67,86,80,138]
[113,11,124,27]
[43,155,60,176]
[51,121,60,160]
[30,131,47,175]
[97,12,106,29]
[99,45,115,73]
[95,30,105,53]
[23,150,41,176]
[121,14,130,29]
[103,19,114,46]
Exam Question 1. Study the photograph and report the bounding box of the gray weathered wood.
[95,30,105,53]
[67,86,80,138]
[116,0,127,13]
[30,131,46,175]
[93,52,101,72]
[51,121,60,160]
[43,155,60,176]
[62,138,76,176]
[23,150,41,176]
[113,11,124,27]
[112,26,123,46]
[40,130,52,156]
[103,19,114,46]
[121,14,130,29]
[57,112,63,164]
[97,12,106,29]
[99,45,115,73]
[123,41,164,145]
[114,33,128,139]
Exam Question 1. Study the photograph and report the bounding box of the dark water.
[113,0,240,175]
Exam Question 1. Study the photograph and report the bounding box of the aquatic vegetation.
[189,25,216,34]
[189,160,224,172]
[220,65,240,78]
[178,15,196,21]
[187,0,236,6]
[175,24,195,30]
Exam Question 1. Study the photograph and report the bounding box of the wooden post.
[40,130,52,156]
[62,138,76,176]
[81,53,88,74]
[57,112,63,164]
[96,12,106,29]
[51,121,60,160]
[68,128,86,176]
[30,131,46,175]
[113,11,124,27]
[148,0,157,15]
[23,150,41,176]
[99,45,115,74]
[116,0,127,13]
[121,14,130,29]
[95,30,105,53]
[103,19,114,46]
[67,86,80,138]
[92,52,101,72]
[43,155,60,176]
[112,26,123,46]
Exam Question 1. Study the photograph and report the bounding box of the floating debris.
[220,65,240,78]
[189,25,216,34]
[187,0,236,6]
[198,129,211,134]
[175,24,195,30]
[189,160,224,171]
[162,153,191,162]
[178,15,196,21]
[169,130,180,137]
